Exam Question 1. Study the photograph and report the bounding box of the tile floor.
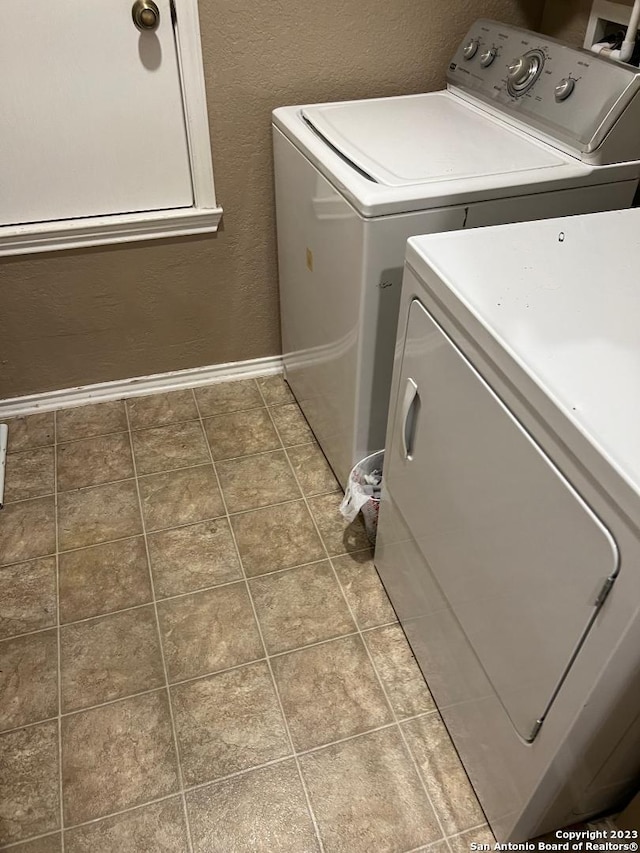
[0,376,494,852]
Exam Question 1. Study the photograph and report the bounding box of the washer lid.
[302,93,565,187]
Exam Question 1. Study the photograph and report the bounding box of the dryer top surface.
[406,207,640,500]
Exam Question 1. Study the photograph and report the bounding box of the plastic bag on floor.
[339,450,384,544]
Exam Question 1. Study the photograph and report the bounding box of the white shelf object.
[0,0,221,256]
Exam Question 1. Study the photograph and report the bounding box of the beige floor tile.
[64,797,188,853]
[0,721,60,845]
[57,432,133,492]
[61,692,179,825]
[0,497,56,567]
[448,826,495,853]
[203,408,280,461]
[308,493,370,556]
[187,760,319,853]
[217,450,301,513]
[299,727,441,853]
[6,413,55,453]
[58,481,141,551]
[195,380,262,417]
[257,374,295,406]
[272,635,392,751]
[58,537,151,624]
[172,661,290,785]
[7,833,63,852]
[231,500,325,577]
[131,421,210,475]
[250,562,355,654]
[0,557,57,640]
[0,631,58,732]
[287,443,340,496]
[56,401,127,443]
[138,465,224,532]
[402,714,485,835]
[4,447,55,502]
[60,606,164,713]
[148,518,242,598]
[157,583,263,682]
[126,390,198,430]
[270,403,314,446]
[332,552,396,629]
[56,400,129,441]
[364,624,435,719]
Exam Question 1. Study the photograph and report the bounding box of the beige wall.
[0,0,544,399]
[541,0,634,45]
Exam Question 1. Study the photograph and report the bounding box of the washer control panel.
[447,19,640,154]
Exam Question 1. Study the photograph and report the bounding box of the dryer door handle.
[401,377,420,461]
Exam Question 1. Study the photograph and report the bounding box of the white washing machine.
[375,207,640,841]
[273,19,640,487]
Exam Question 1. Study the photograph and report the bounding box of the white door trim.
[0,207,222,256]
[0,0,221,257]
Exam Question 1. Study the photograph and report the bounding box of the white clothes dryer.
[376,207,640,841]
[273,19,640,486]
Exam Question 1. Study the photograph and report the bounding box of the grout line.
[447,822,493,841]
[56,427,131,446]
[0,555,395,646]
[264,387,452,851]
[0,714,59,739]
[53,411,66,852]
[51,790,183,838]
[123,401,195,853]
[267,629,359,659]
[0,492,56,507]
[0,673,435,740]
[1,709,453,851]
[0,494,363,573]
[0,830,63,851]
[194,380,326,853]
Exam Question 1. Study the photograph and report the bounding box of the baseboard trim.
[0,355,284,418]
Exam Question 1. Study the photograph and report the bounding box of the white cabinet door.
[1,0,193,226]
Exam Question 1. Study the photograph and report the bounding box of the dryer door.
[386,297,619,741]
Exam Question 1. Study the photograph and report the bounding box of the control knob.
[480,47,497,67]
[506,49,545,96]
[508,55,536,86]
[463,38,479,60]
[554,77,576,101]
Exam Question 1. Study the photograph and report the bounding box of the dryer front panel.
[385,296,619,741]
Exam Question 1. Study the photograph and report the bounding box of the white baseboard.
[0,355,284,418]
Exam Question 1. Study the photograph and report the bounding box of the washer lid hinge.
[595,576,616,608]
[527,719,543,742]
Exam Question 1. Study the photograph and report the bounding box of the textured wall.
[0,0,543,399]
[541,0,634,46]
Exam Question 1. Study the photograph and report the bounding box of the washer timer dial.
[507,49,545,96]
